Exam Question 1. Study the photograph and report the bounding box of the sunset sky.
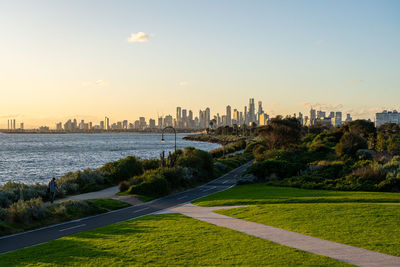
[0,0,399,128]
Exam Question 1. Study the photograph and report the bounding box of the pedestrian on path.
[48,177,58,204]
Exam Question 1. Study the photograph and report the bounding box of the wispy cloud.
[179,81,189,87]
[300,102,343,111]
[0,114,20,119]
[127,32,149,43]
[82,80,108,87]
[315,39,325,45]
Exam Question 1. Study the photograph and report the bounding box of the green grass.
[193,184,400,206]
[217,203,400,257]
[0,214,350,267]
[116,192,155,202]
[87,198,131,210]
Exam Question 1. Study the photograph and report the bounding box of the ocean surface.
[0,133,220,185]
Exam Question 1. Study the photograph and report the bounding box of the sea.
[0,133,220,185]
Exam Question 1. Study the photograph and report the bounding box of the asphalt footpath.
[0,161,253,255]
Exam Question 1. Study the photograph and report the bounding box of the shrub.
[7,198,48,224]
[100,156,144,183]
[142,159,161,171]
[336,132,368,159]
[177,147,213,180]
[58,169,106,196]
[247,159,304,180]
[0,182,47,208]
[118,180,131,192]
[344,164,387,191]
[49,200,101,218]
[128,170,170,198]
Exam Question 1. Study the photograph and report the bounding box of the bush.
[118,180,132,192]
[58,169,106,196]
[142,159,161,171]
[0,182,47,208]
[48,200,101,218]
[128,170,170,198]
[7,198,48,224]
[336,133,368,159]
[100,156,144,183]
[177,147,213,180]
[247,159,304,180]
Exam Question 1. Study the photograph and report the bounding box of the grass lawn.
[193,183,400,207]
[87,198,131,210]
[217,203,400,257]
[116,191,155,202]
[0,214,351,267]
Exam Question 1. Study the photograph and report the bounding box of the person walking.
[48,177,58,204]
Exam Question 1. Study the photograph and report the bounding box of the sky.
[0,0,399,128]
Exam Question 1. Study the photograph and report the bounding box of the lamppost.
[161,126,177,153]
[161,126,177,168]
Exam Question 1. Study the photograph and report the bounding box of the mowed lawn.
[217,203,400,257]
[0,214,350,267]
[193,184,400,207]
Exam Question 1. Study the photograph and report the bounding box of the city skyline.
[5,97,389,131]
[1,1,399,128]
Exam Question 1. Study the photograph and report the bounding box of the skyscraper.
[105,117,110,130]
[257,101,263,124]
[226,105,232,126]
[310,108,316,125]
[249,98,255,123]
[176,107,182,125]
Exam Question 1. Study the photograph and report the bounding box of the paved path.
[159,204,400,267]
[55,186,119,202]
[0,161,253,255]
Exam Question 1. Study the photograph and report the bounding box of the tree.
[260,117,302,149]
[336,132,368,158]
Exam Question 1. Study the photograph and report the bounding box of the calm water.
[0,133,220,185]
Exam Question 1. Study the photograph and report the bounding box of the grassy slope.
[0,214,350,267]
[217,203,400,257]
[193,184,400,207]
[87,198,131,210]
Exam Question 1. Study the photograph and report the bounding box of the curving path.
[0,161,253,255]
[159,204,400,267]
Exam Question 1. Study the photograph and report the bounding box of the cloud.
[300,102,343,111]
[127,32,149,43]
[315,40,325,45]
[82,80,108,87]
[0,114,20,119]
[179,81,189,87]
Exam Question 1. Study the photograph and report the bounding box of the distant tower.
[105,117,110,130]
[226,105,232,126]
[249,98,255,123]
[310,107,316,125]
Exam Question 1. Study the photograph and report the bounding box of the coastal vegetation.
[118,147,253,199]
[0,213,350,266]
[0,198,129,236]
[243,117,400,192]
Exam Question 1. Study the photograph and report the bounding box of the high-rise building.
[345,114,353,123]
[249,98,255,123]
[205,108,210,128]
[105,117,110,130]
[375,110,399,127]
[310,108,316,125]
[56,122,63,131]
[123,120,128,129]
[226,105,231,126]
[244,106,248,125]
[257,101,263,124]
[149,119,156,128]
[176,107,182,124]
[100,121,104,130]
[20,122,24,130]
[233,109,240,125]
[158,117,163,128]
